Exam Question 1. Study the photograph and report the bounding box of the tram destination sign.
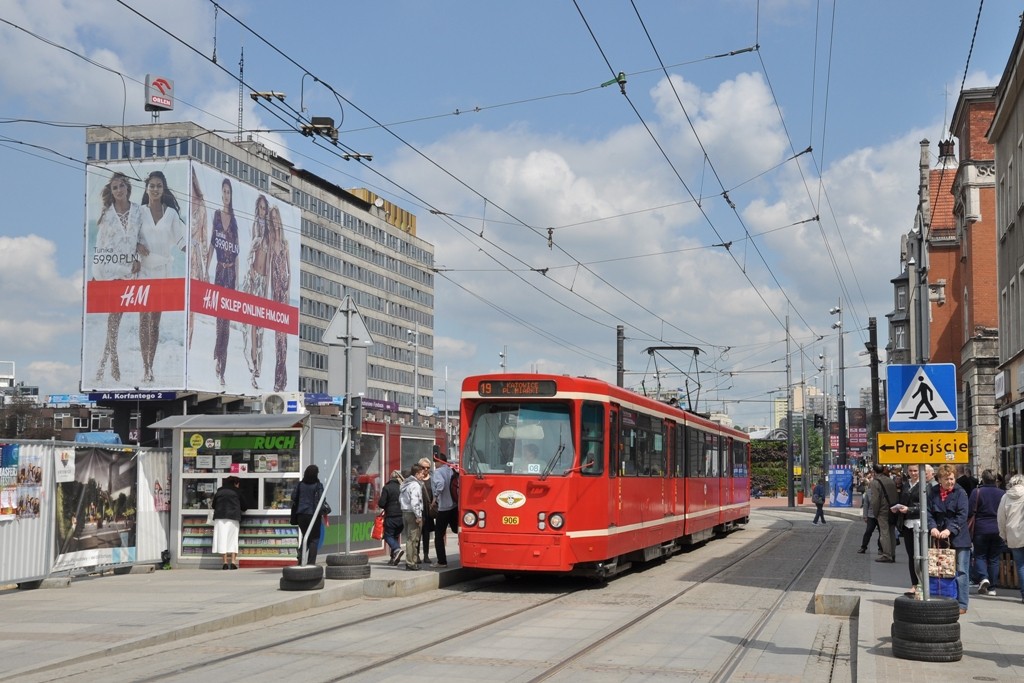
[478,379,557,397]
[876,431,968,465]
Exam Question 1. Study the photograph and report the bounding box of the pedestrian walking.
[892,464,934,596]
[377,469,405,565]
[858,470,882,554]
[431,448,459,567]
[418,456,435,565]
[811,477,827,525]
[291,465,326,566]
[997,473,1024,604]
[869,464,899,562]
[399,463,428,571]
[969,469,1006,596]
[928,463,972,614]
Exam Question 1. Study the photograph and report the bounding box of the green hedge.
[751,440,788,494]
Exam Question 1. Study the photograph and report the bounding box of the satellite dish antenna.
[373,197,384,208]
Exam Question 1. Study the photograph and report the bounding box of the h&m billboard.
[82,159,299,395]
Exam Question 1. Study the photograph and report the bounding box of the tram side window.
[620,427,638,475]
[719,436,730,478]
[673,427,685,477]
[644,419,666,476]
[581,402,604,476]
[703,433,718,477]
[687,427,703,477]
[732,440,748,477]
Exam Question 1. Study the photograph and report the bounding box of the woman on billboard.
[241,194,270,389]
[188,169,211,349]
[211,178,239,387]
[137,170,185,384]
[268,205,290,391]
[92,172,142,382]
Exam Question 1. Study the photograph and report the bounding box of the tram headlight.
[462,510,478,527]
[548,512,565,530]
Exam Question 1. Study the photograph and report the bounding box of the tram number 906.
[501,515,519,526]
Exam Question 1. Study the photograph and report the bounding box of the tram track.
[28,512,847,683]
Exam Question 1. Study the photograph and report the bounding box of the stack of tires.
[890,595,962,662]
[280,564,324,591]
[325,553,370,580]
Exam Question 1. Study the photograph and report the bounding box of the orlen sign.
[145,74,174,112]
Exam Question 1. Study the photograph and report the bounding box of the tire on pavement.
[282,564,324,582]
[892,595,960,625]
[891,620,960,643]
[326,553,369,566]
[891,635,963,662]
[279,576,325,591]
[325,564,371,580]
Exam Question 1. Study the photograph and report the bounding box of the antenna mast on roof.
[237,47,244,142]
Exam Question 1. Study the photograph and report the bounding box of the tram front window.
[462,402,575,476]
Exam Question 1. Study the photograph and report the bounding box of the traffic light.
[349,395,362,435]
[813,414,824,429]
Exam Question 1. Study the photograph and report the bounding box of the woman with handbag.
[928,463,971,614]
[291,465,327,566]
[892,465,934,596]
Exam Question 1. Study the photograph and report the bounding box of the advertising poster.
[848,408,867,448]
[186,164,300,395]
[136,449,171,563]
[829,465,854,508]
[82,158,300,396]
[83,160,190,390]
[53,448,138,570]
[0,444,18,520]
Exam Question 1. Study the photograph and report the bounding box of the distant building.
[990,25,1024,475]
[890,90,999,475]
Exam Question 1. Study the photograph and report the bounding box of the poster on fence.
[0,444,17,520]
[829,465,854,508]
[53,448,138,571]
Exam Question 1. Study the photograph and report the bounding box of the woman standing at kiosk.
[212,476,246,570]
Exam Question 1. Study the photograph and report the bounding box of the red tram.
[458,373,750,578]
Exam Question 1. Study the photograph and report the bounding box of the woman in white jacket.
[92,172,142,382]
[997,473,1024,604]
[137,170,185,383]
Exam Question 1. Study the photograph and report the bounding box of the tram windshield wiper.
[540,440,565,481]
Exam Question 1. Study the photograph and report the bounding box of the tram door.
[608,407,620,528]
[719,436,732,522]
[666,422,680,521]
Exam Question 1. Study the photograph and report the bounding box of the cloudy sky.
[0,1,1017,428]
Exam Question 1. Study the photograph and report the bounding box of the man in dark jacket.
[869,464,899,562]
[431,449,459,567]
[377,470,405,565]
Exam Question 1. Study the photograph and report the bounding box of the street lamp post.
[830,301,847,466]
[408,323,419,421]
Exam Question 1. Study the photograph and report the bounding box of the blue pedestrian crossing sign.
[886,363,957,432]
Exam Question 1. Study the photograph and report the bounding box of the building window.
[894,325,906,350]
[896,286,906,312]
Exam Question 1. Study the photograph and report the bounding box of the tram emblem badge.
[496,490,526,509]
